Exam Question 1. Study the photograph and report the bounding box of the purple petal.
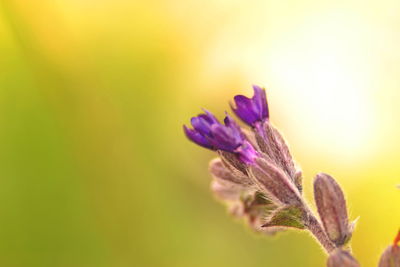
[209,124,241,151]
[201,109,219,124]
[232,95,259,124]
[252,85,269,120]
[224,114,245,139]
[223,116,246,144]
[191,116,212,136]
[183,125,214,149]
[224,115,240,132]
[231,86,269,126]
[184,108,260,165]
[235,140,258,165]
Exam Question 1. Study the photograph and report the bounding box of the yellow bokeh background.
[0,0,399,266]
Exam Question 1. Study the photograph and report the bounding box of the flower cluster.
[183,85,303,234]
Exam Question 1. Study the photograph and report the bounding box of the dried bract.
[314,173,351,246]
[327,249,360,267]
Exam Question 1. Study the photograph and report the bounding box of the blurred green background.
[0,0,399,266]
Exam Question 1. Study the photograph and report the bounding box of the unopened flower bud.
[249,157,302,206]
[378,230,400,267]
[254,122,302,191]
[314,173,351,246]
[327,249,360,267]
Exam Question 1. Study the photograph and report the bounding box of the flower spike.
[180,85,378,264]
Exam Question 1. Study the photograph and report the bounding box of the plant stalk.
[305,210,336,254]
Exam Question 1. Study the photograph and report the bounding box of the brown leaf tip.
[394,229,400,248]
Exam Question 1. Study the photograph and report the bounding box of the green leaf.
[262,205,305,229]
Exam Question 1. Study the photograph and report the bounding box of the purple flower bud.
[327,249,360,267]
[231,85,269,127]
[183,109,219,149]
[184,110,258,164]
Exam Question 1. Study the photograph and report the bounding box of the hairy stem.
[304,210,336,253]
